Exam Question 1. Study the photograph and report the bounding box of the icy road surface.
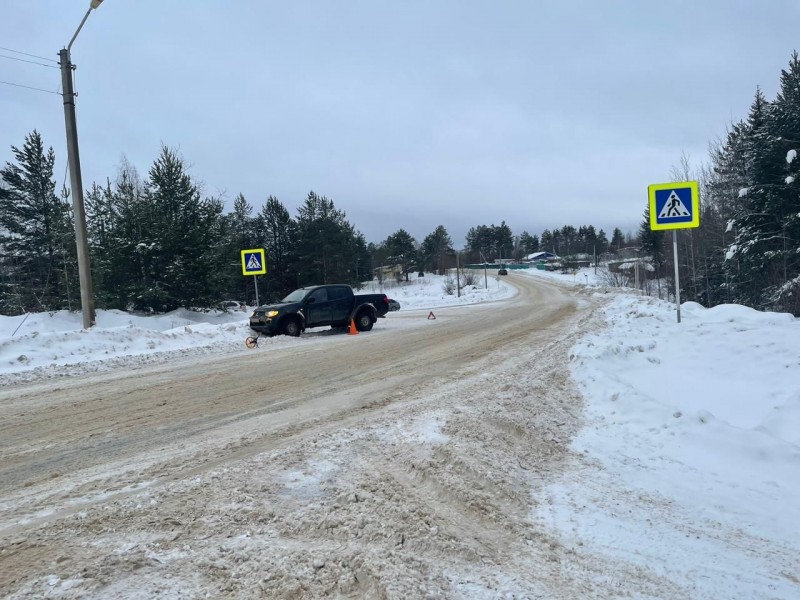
[0,276,668,598]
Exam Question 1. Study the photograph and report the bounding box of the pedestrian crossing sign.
[648,181,700,230]
[241,248,266,275]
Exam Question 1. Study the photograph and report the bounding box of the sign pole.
[648,180,699,325]
[672,230,681,323]
[254,275,259,307]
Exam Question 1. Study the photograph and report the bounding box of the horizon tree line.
[2,52,799,316]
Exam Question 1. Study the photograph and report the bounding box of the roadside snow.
[535,293,800,598]
[0,274,515,382]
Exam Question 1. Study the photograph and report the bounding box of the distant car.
[498,268,508,275]
[220,300,246,312]
[387,298,401,311]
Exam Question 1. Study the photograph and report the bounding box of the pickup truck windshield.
[281,289,308,302]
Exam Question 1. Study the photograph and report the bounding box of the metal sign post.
[648,181,700,323]
[672,231,681,323]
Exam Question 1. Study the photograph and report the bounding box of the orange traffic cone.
[349,319,358,335]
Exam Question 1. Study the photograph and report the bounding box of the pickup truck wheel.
[282,318,302,337]
[355,312,374,332]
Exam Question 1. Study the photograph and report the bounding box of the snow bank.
[534,294,800,599]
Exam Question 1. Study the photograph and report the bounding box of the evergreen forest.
[2,54,799,317]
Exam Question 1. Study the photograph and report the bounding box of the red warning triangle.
[428,311,436,320]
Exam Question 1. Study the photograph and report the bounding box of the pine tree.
[217,193,258,303]
[257,195,297,300]
[0,131,75,313]
[704,123,750,306]
[539,229,554,254]
[494,221,514,260]
[128,145,223,311]
[518,231,539,256]
[383,229,418,281]
[725,89,785,309]
[420,225,453,274]
[639,206,665,285]
[465,225,492,260]
[83,180,115,307]
[103,160,149,310]
[579,225,597,256]
[610,228,625,252]
[769,52,800,313]
[560,225,578,256]
[596,229,609,255]
[294,191,361,287]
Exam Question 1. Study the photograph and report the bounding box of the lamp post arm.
[68,8,93,52]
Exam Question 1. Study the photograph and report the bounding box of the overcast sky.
[2,1,799,247]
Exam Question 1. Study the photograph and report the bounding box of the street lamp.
[59,0,104,329]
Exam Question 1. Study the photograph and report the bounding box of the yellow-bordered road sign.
[648,181,700,230]
[241,248,266,275]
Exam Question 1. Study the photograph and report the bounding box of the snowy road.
[0,276,619,598]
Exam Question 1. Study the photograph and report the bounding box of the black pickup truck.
[249,284,390,337]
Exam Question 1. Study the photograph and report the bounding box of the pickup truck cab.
[249,284,390,337]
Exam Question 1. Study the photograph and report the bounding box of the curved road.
[0,275,599,597]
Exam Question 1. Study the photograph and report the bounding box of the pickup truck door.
[303,288,331,327]
[328,285,352,324]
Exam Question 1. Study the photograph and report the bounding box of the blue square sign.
[648,181,700,230]
[240,248,266,275]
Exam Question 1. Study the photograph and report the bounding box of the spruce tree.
[518,231,539,255]
[257,195,297,300]
[384,229,418,281]
[596,229,609,255]
[420,225,453,274]
[725,89,784,309]
[294,191,361,287]
[639,206,665,278]
[0,131,75,313]
[132,145,222,311]
[610,228,625,252]
[539,229,554,254]
[770,52,800,313]
[217,193,257,303]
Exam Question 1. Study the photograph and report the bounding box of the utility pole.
[455,251,461,297]
[60,48,94,329]
[60,0,104,329]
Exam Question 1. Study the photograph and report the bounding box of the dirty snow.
[2,268,799,598]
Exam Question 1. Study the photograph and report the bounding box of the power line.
[0,80,61,95]
[0,45,57,64]
[0,53,60,69]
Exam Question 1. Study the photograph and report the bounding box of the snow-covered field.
[2,268,799,597]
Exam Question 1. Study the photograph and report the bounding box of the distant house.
[616,247,641,260]
[373,263,404,280]
[522,251,558,262]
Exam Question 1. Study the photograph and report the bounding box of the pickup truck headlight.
[266,310,280,318]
